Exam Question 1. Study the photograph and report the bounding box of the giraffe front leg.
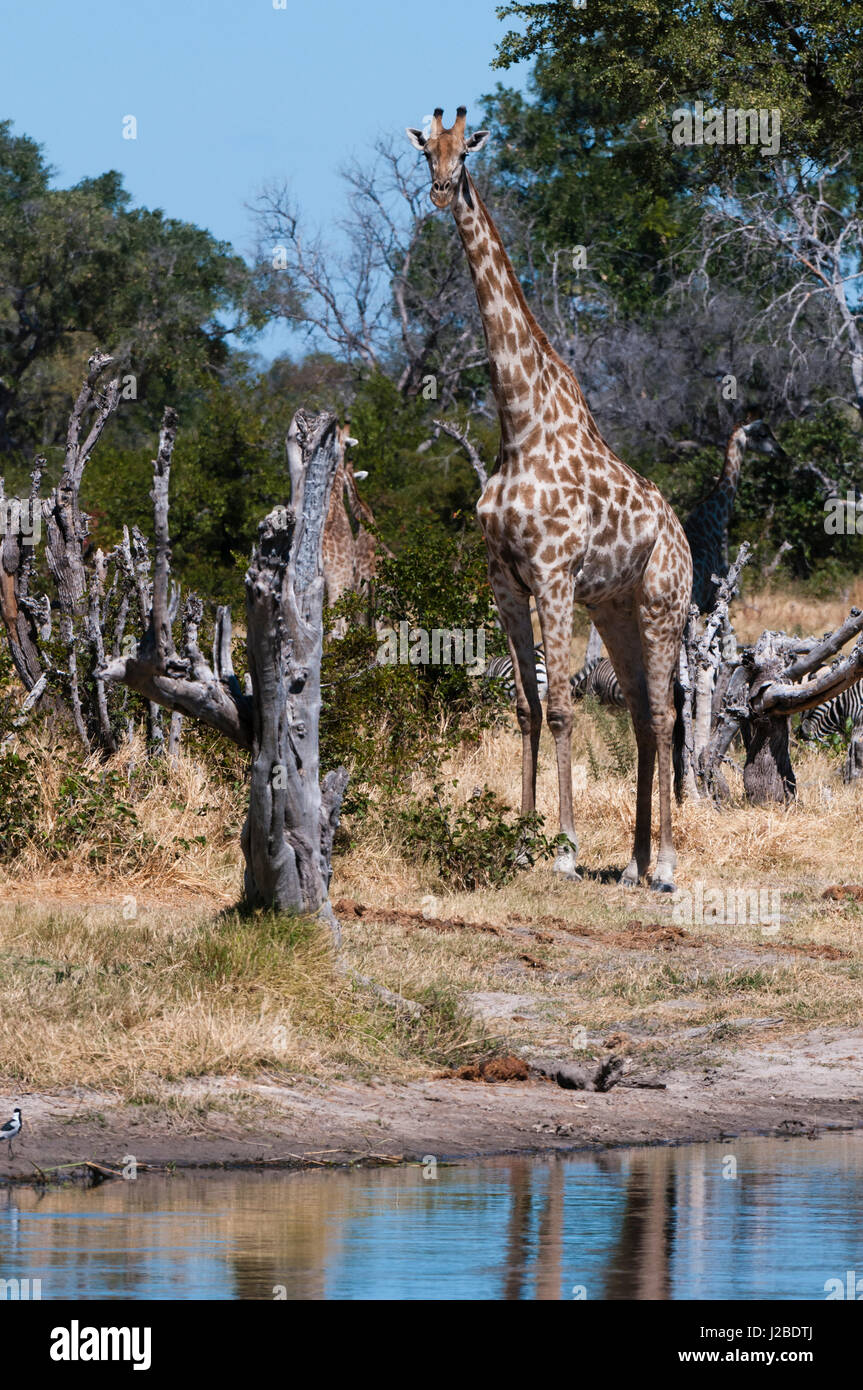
[536,586,579,879]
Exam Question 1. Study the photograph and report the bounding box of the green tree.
[494,1,863,166]
[0,120,264,460]
[481,57,701,313]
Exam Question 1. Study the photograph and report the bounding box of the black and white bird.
[0,1108,21,1158]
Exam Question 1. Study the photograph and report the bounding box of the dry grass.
[333,721,862,1060]
[733,576,863,645]
[0,899,487,1094]
[1,585,861,1095]
[1,735,243,902]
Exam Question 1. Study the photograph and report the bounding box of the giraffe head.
[337,419,368,483]
[742,418,788,460]
[406,107,489,209]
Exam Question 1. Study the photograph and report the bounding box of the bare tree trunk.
[742,712,796,804]
[585,622,603,664]
[733,615,863,803]
[101,407,349,918]
[845,735,863,784]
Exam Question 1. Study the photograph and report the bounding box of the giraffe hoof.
[651,878,676,894]
[553,850,581,880]
[620,861,640,888]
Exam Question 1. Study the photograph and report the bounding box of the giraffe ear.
[465,130,490,152]
[406,127,427,150]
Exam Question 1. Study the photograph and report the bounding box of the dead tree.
[431,417,489,490]
[677,543,751,800]
[0,352,167,755]
[100,408,349,920]
[703,608,863,804]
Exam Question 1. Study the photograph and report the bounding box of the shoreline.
[5,1025,863,1185]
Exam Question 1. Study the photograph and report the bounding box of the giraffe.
[321,419,389,627]
[685,419,786,612]
[343,457,392,595]
[321,421,361,614]
[407,107,693,889]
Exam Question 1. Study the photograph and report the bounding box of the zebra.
[483,644,548,702]
[484,645,625,709]
[799,681,863,783]
[570,656,626,707]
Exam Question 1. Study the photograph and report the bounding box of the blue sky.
[1,0,530,358]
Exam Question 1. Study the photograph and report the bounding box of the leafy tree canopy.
[0,119,266,461]
[494,1,863,166]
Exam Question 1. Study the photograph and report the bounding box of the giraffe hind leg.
[490,581,543,822]
[592,602,655,886]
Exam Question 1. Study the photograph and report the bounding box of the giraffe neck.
[451,172,592,446]
[716,428,746,511]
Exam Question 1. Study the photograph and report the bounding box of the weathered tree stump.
[740,633,798,804]
[846,734,863,783]
[702,609,863,805]
[101,407,349,919]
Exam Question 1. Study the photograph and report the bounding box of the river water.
[2,1132,862,1299]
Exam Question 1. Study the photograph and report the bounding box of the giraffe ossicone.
[408,106,693,890]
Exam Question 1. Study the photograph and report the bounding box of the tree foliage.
[494,1,863,165]
[0,120,264,462]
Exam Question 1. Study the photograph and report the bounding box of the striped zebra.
[483,644,548,702]
[799,684,863,743]
[570,656,626,707]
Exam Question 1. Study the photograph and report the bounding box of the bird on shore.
[0,1108,21,1159]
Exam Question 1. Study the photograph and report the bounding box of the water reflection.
[1,1133,862,1300]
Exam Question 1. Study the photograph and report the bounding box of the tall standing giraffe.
[685,418,786,613]
[407,107,692,889]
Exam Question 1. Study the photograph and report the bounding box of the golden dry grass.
[1,585,861,1095]
[0,898,487,1094]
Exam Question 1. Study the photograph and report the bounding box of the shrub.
[398,783,555,890]
[320,535,508,817]
[0,749,40,860]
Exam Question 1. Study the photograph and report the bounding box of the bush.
[398,784,555,890]
[48,769,142,865]
[320,535,508,817]
[0,749,40,861]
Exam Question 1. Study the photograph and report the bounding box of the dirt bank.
[4,1025,862,1180]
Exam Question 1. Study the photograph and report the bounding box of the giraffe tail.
[672,676,686,804]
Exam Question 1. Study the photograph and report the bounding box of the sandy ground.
[4,1025,862,1180]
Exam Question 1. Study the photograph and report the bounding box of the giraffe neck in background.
[713,430,746,521]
